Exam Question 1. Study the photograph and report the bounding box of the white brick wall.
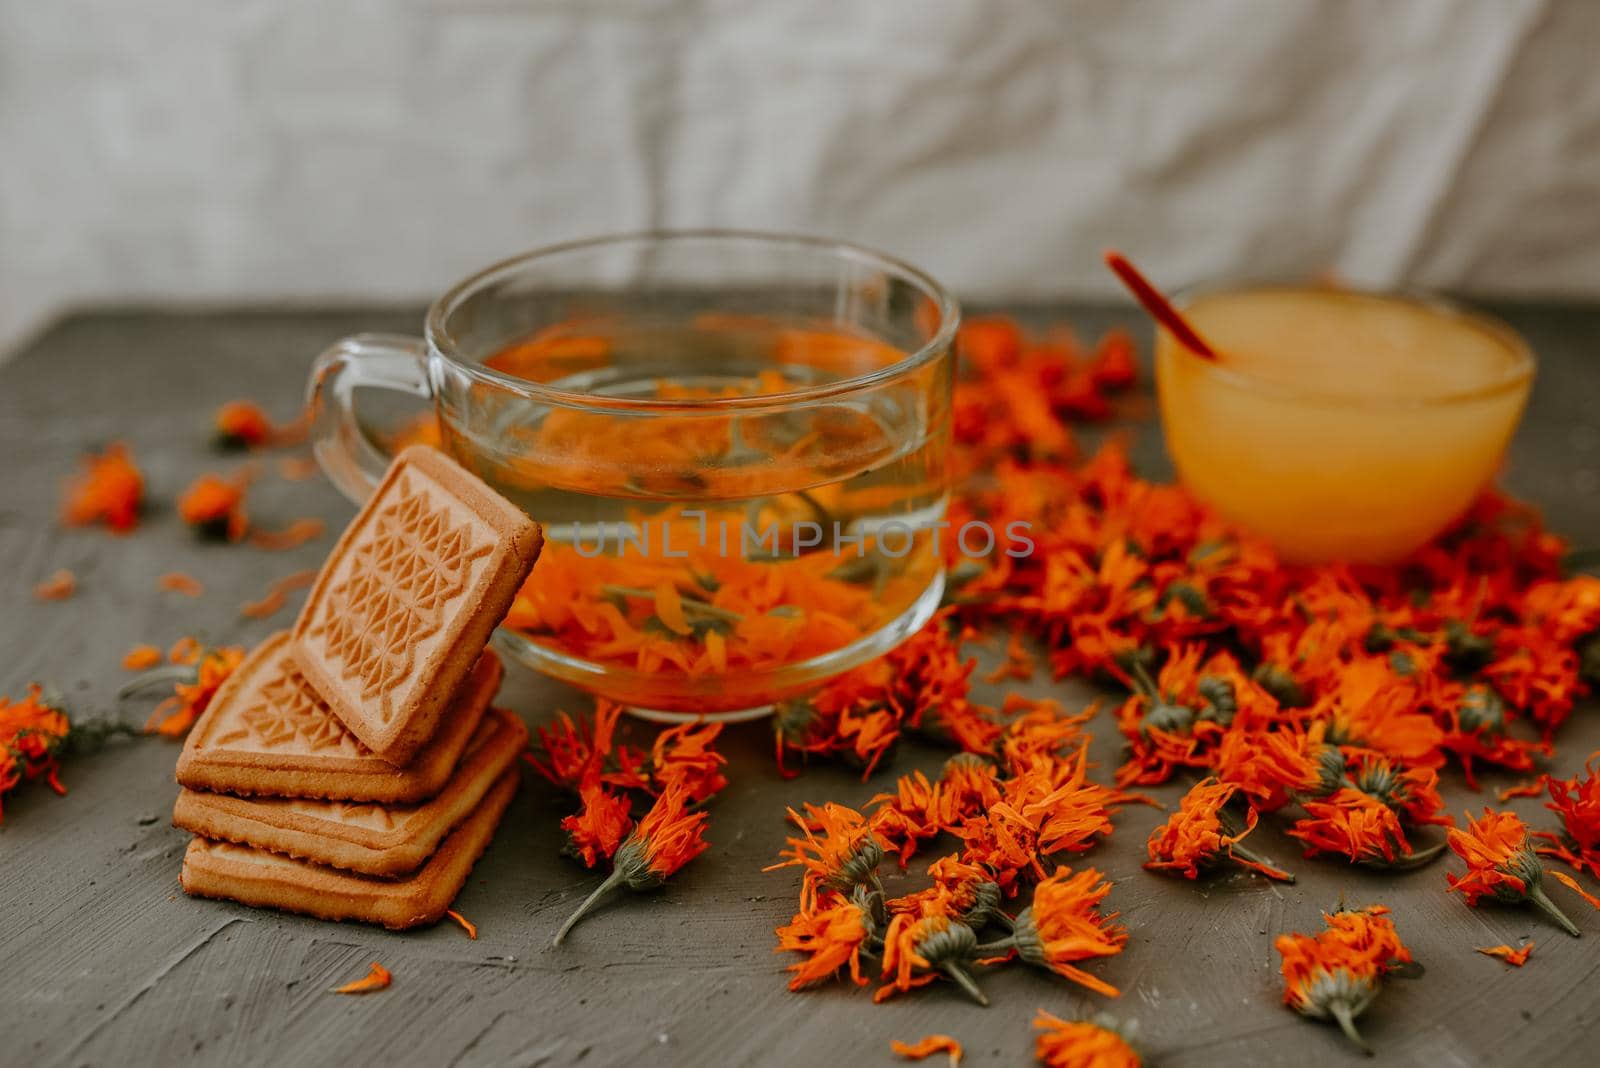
[3,0,1596,351]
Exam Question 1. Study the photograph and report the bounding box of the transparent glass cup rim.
[1162,282,1536,411]
[422,229,961,414]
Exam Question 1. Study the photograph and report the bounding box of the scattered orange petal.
[1477,941,1534,966]
[446,909,478,939]
[330,961,392,994]
[240,569,317,619]
[277,455,320,481]
[249,517,325,551]
[891,1034,963,1065]
[32,569,77,601]
[1549,869,1600,911]
[167,637,203,665]
[158,572,205,597]
[1497,779,1546,802]
[121,644,164,671]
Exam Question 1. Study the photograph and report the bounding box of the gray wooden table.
[3,304,1598,1068]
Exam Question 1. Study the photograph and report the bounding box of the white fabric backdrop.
[3,0,1597,353]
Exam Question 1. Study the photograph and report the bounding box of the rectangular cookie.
[291,445,542,764]
[176,631,500,803]
[173,706,527,876]
[180,768,518,930]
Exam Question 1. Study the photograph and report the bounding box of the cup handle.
[305,333,433,504]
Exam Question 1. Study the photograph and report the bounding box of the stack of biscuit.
[173,446,543,929]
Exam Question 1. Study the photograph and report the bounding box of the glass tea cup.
[306,231,958,721]
[1155,285,1535,565]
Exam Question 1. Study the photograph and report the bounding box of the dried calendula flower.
[776,894,877,990]
[1477,941,1533,966]
[1275,904,1412,1055]
[214,400,275,449]
[62,442,144,532]
[553,781,709,945]
[1145,778,1294,882]
[1447,808,1581,937]
[1536,763,1600,880]
[766,802,885,910]
[975,866,1126,997]
[120,643,245,738]
[330,961,391,994]
[891,1034,963,1066]
[1032,1011,1141,1068]
[1,684,72,822]
[560,773,633,869]
[178,471,251,541]
[875,911,987,1006]
[1288,789,1446,871]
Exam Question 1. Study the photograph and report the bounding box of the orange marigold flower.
[1537,764,1600,880]
[955,750,1131,894]
[1447,808,1580,936]
[890,1034,963,1066]
[1211,726,1327,813]
[178,471,250,541]
[1477,941,1533,966]
[982,865,1126,997]
[1144,778,1293,882]
[767,802,885,911]
[127,645,246,737]
[214,400,275,449]
[875,911,987,1006]
[62,442,143,532]
[1032,1011,1141,1068]
[1,684,72,821]
[775,898,874,990]
[1347,754,1452,828]
[1288,789,1443,870]
[650,720,728,803]
[1276,905,1411,1054]
[887,855,1006,930]
[560,775,633,869]
[553,781,709,945]
[526,701,649,793]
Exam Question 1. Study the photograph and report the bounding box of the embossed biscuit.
[176,631,500,802]
[180,769,518,930]
[173,707,527,876]
[291,445,542,764]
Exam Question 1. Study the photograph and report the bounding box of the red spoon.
[1103,250,1219,361]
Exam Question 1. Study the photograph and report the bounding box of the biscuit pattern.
[301,470,492,727]
[213,660,369,757]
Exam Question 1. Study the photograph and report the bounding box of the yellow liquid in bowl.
[1156,288,1533,565]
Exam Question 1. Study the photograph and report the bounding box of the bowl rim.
[1159,283,1536,410]
[423,229,960,413]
